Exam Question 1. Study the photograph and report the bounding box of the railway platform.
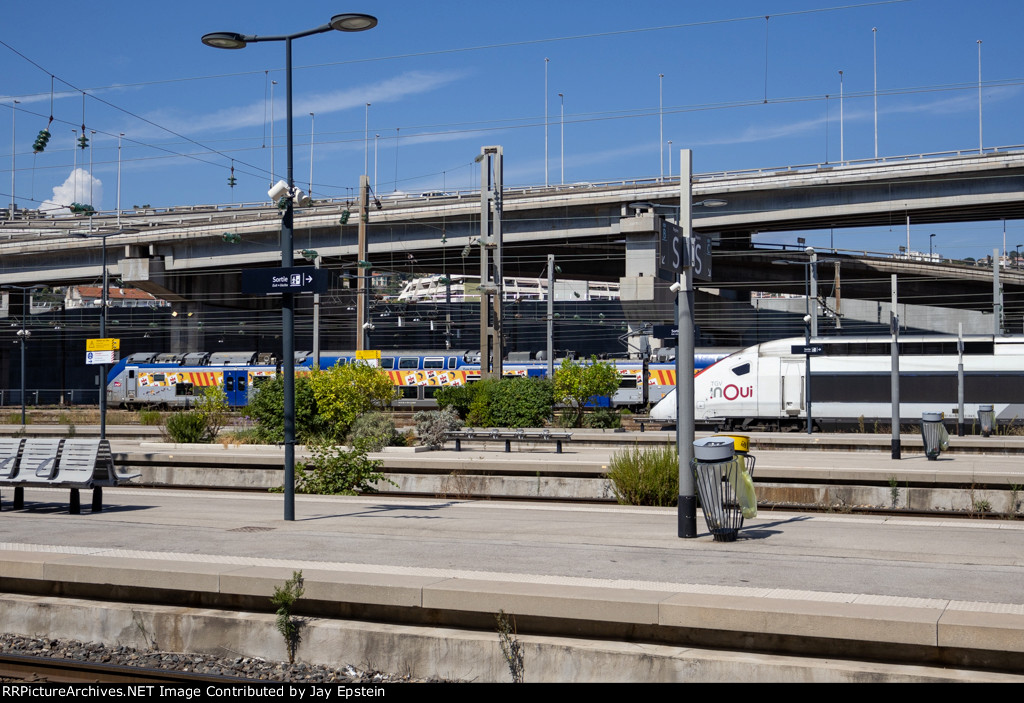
[1,479,1023,682]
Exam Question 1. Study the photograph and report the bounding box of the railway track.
[0,652,260,684]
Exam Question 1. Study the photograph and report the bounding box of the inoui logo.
[710,384,754,401]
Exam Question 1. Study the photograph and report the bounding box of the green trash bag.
[724,456,757,520]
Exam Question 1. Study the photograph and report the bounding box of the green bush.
[466,379,499,427]
[245,375,326,444]
[164,411,215,443]
[138,409,163,426]
[607,444,679,506]
[583,408,621,429]
[348,412,404,451]
[434,384,476,420]
[414,407,463,448]
[490,377,553,428]
[293,443,395,495]
[308,362,398,442]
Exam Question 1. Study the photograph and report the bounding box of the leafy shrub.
[583,408,621,429]
[294,443,395,495]
[138,409,163,426]
[193,386,229,438]
[414,407,463,448]
[490,377,553,428]
[308,362,398,442]
[607,444,678,506]
[434,384,476,420]
[164,411,215,443]
[466,379,499,427]
[245,375,326,444]
[348,412,404,451]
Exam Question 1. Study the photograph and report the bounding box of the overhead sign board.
[242,267,328,296]
[86,350,118,364]
[86,338,120,352]
[356,350,381,367]
[791,344,824,356]
[657,219,712,282]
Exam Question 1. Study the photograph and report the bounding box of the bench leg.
[556,440,563,453]
[69,488,81,515]
[92,486,103,513]
[454,438,461,452]
[13,486,24,510]
[505,439,511,453]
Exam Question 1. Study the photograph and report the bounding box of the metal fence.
[0,389,102,407]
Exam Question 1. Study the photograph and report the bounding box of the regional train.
[106,348,732,410]
[650,335,1024,430]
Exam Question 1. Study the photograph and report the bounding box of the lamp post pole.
[203,13,378,522]
[3,284,43,425]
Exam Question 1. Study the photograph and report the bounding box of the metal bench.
[445,428,573,453]
[1,438,139,514]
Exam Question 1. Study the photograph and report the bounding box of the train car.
[649,335,1024,430]
[106,348,732,410]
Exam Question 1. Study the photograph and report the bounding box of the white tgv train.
[650,335,1024,430]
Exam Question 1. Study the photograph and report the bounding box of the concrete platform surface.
[2,486,1023,680]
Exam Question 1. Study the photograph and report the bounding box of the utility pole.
[478,146,503,379]
[357,174,369,350]
[891,274,901,459]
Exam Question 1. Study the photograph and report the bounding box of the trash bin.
[921,412,949,461]
[978,404,996,437]
[692,437,757,542]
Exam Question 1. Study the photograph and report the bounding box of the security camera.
[268,180,290,201]
[669,281,682,293]
[292,188,311,207]
[804,246,814,255]
[803,314,812,323]
[362,322,375,330]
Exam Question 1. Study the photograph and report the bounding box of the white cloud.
[40,168,103,216]
[141,70,466,138]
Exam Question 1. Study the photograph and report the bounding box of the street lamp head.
[329,13,377,32]
[202,32,247,49]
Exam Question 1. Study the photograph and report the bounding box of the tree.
[553,357,621,427]
[308,361,397,442]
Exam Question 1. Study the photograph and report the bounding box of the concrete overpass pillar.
[619,211,675,356]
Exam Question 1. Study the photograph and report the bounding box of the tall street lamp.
[203,13,378,522]
[2,284,44,425]
[74,228,138,440]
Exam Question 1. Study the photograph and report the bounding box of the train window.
[399,386,418,399]
[447,356,457,369]
[424,387,440,397]
[175,382,194,396]
[225,376,235,392]
[965,342,994,355]
[618,378,638,389]
[379,357,395,369]
[399,357,418,369]
[128,370,136,379]
[423,357,444,369]
[731,363,750,376]
[152,374,165,382]
[825,343,849,356]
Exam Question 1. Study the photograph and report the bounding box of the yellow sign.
[86,338,120,352]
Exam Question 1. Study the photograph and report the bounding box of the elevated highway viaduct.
[2,147,1023,345]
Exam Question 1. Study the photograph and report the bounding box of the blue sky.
[2,0,1023,259]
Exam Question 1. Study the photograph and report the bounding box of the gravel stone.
[1,633,452,683]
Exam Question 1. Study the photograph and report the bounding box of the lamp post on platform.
[203,13,378,522]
